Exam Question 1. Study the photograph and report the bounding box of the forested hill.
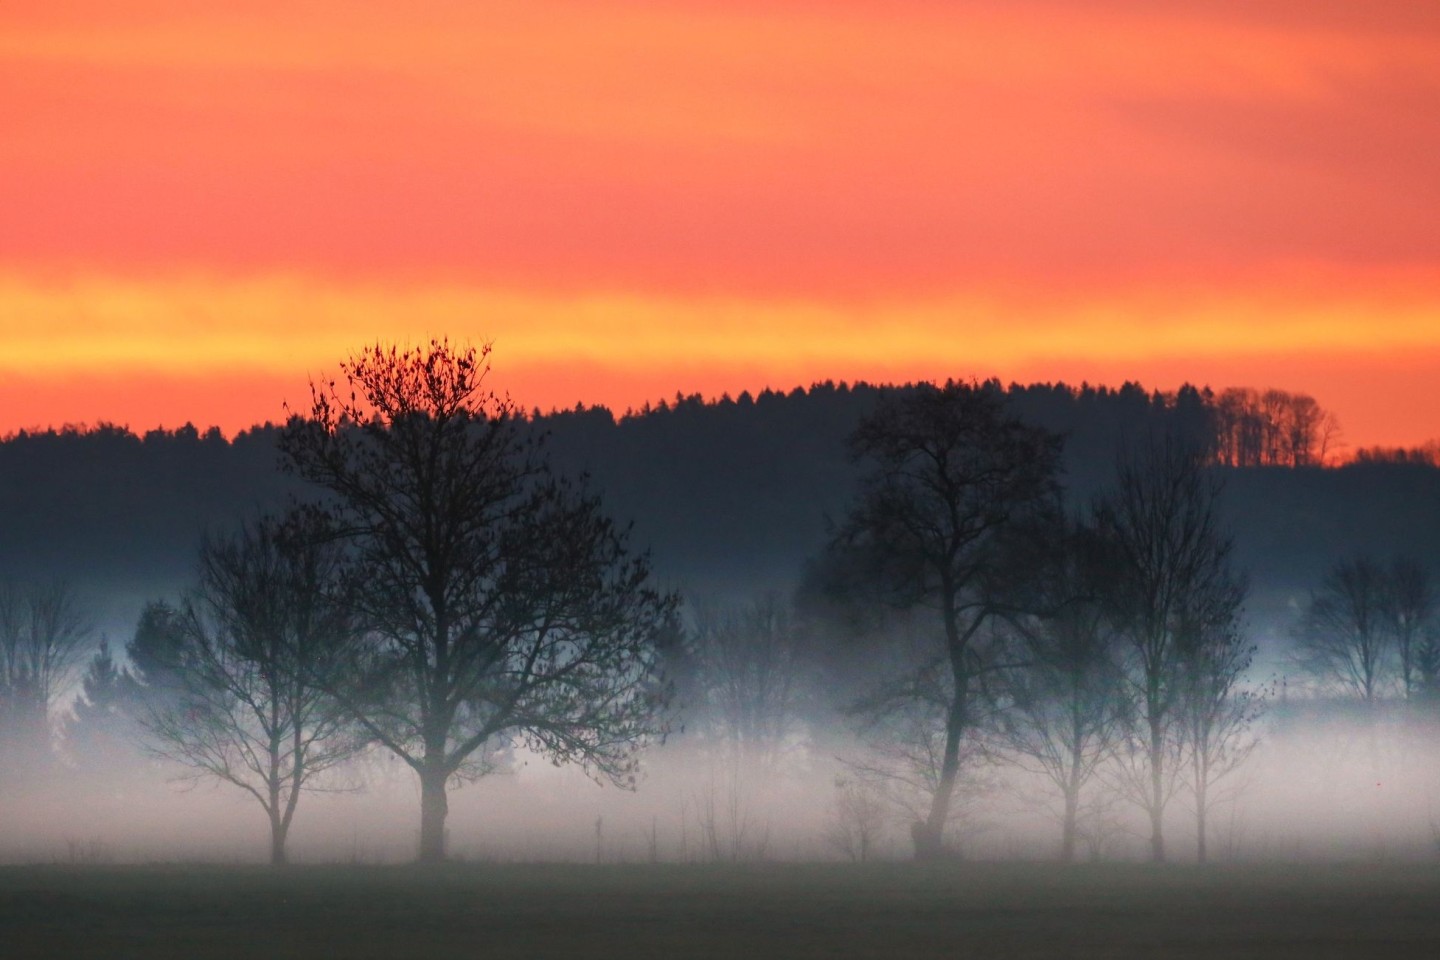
[2,380,1438,639]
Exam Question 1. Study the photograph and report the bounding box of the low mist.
[4,706,1440,867]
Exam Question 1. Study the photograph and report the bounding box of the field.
[2,861,1438,958]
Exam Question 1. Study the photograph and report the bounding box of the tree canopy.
[279,340,677,862]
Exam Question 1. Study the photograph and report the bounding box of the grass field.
[2,861,1438,958]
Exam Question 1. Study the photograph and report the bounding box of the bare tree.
[1292,556,1391,703]
[1212,388,1339,467]
[680,593,808,863]
[1279,392,1339,466]
[1174,578,1261,864]
[995,523,1128,863]
[823,776,888,862]
[1095,432,1238,863]
[279,340,676,863]
[1417,606,1440,703]
[687,593,807,769]
[0,582,92,770]
[1382,557,1434,701]
[692,772,772,863]
[822,381,1062,859]
[842,687,995,859]
[140,512,359,864]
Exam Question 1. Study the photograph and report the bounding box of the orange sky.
[3,1,1439,449]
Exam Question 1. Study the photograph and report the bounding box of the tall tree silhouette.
[1382,557,1434,701]
[279,340,675,863]
[1173,566,1256,864]
[1095,432,1239,863]
[1293,556,1391,703]
[140,512,358,865]
[822,382,1062,860]
[995,521,1128,863]
[0,582,91,773]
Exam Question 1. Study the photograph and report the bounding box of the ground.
[1,861,1437,958]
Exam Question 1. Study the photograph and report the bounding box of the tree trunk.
[1148,718,1166,863]
[1060,737,1085,864]
[916,591,971,863]
[267,761,288,866]
[418,763,450,863]
[1195,793,1208,864]
[1193,740,1209,865]
[915,696,966,861]
[911,819,942,862]
[269,814,289,867]
[1148,805,1165,863]
[1060,787,1079,864]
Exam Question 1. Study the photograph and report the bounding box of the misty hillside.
[2,380,1438,646]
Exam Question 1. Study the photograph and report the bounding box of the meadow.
[3,861,1438,959]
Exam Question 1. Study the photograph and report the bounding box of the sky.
[2,1,1439,449]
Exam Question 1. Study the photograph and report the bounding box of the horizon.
[0,372,1419,461]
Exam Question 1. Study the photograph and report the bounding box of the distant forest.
[2,379,1439,659]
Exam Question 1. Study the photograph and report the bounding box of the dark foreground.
[2,861,1438,959]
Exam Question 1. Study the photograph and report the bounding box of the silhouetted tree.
[1096,432,1238,863]
[1212,388,1338,467]
[140,513,359,865]
[1417,644,1440,704]
[1382,557,1434,701]
[126,599,190,698]
[995,522,1128,863]
[0,582,92,772]
[63,637,145,773]
[279,340,676,863]
[1416,604,1440,704]
[1352,442,1440,467]
[1293,556,1391,703]
[823,776,888,862]
[687,593,808,769]
[822,381,1063,859]
[1174,572,1258,864]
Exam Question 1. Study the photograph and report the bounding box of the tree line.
[7,375,1415,600]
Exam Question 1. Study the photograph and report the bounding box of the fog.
[4,703,1440,867]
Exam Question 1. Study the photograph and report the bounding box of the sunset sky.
[3,1,1438,449]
